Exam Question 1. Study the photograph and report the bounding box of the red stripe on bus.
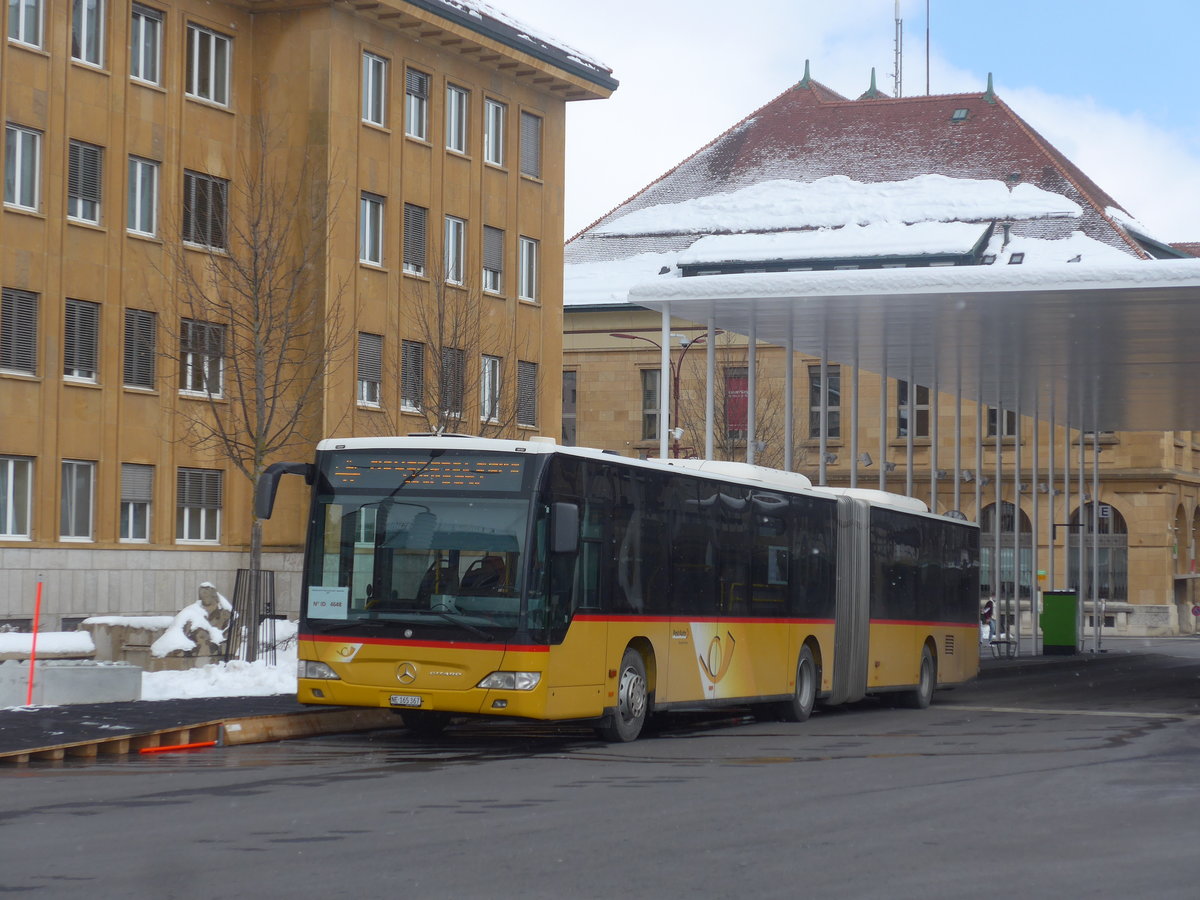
[573,614,835,626]
[870,619,976,628]
[303,633,549,652]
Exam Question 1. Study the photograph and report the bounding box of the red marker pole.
[25,581,43,706]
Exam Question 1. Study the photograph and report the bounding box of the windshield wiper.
[426,611,496,642]
[308,618,388,633]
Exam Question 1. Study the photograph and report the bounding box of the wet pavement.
[0,635,1189,759]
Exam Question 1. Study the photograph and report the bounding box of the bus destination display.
[326,454,526,492]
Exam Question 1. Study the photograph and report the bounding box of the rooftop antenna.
[925,0,931,94]
[893,0,903,97]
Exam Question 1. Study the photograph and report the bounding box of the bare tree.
[676,335,807,470]
[163,112,348,580]
[373,264,542,439]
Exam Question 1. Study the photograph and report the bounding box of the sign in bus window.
[309,585,349,619]
[326,453,526,493]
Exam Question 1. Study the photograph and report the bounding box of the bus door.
[829,495,870,704]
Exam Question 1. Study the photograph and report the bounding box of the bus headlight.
[298,660,340,680]
[477,671,542,691]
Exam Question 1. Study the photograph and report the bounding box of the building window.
[403,203,427,275]
[518,236,538,301]
[725,366,748,440]
[8,0,42,47]
[123,308,156,388]
[897,381,930,438]
[0,456,32,538]
[182,170,228,250]
[517,360,538,427]
[120,463,153,542]
[127,156,158,236]
[561,370,577,446]
[484,99,505,166]
[444,215,465,285]
[71,0,104,66]
[405,69,428,140]
[808,364,841,439]
[483,226,504,294]
[641,369,660,441]
[481,355,501,422]
[67,140,103,224]
[61,460,94,540]
[1,287,38,375]
[519,111,542,178]
[357,332,382,407]
[185,23,230,106]
[130,5,162,84]
[360,192,384,265]
[4,124,40,210]
[362,51,387,126]
[986,406,1017,437]
[446,84,468,153]
[176,467,221,542]
[179,318,224,396]
[64,298,99,381]
[401,339,424,411]
[440,346,465,418]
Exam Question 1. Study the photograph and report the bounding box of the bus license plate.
[389,694,422,708]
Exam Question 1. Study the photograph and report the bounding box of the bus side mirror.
[551,502,579,554]
[255,462,314,520]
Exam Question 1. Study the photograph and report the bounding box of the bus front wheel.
[599,648,648,742]
[897,645,936,709]
[777,646,818,723]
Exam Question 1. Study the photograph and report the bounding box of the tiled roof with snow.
[566,70,1156,308]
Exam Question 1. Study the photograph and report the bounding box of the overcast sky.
[495,0,1199,242]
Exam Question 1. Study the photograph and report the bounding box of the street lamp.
[610,330,722,458]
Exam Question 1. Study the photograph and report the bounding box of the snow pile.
[596,175,1082,236]
[141,620,298,700]
[150,586,232,658]
[0,631,95,656]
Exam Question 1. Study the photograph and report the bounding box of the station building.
[563,66,1200,636]
[0,0,614,629]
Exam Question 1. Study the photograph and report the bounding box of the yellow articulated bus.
[257,435,980,741]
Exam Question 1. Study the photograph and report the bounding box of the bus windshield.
[302,450,536,637]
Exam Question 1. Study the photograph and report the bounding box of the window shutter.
[68,142,103,205]
[120,463,154,503]
[483,226,504,273]
[401,339,425,407]
[406,68,428,98]
[519,112,542,178]
[517,360,537,426]
[403,203,427,270]
[358,332,382,382]
[123,308,156,388]
[440,346,465,414]
[64,299,99,375]
[177,468,222,509]
[1,288,39,374]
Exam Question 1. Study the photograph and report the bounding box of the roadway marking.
[951,704,1200,721]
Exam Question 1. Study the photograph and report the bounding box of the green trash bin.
[1041,590,1079,655]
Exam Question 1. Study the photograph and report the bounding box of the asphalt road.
[4,638,1200,899]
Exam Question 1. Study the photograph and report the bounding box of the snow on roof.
[626,257,1200,306]
[677,222,993,266]
[564,251,679,306]
[432,0,611,76]
[595,175,1081,237]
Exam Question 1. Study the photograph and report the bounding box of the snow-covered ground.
[0,622,298,709]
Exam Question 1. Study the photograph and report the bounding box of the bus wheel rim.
[619,665,646,721]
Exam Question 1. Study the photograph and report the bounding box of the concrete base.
[0,659,142,707]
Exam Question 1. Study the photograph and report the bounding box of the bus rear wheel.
[400,710,451,738]
[599,648,648,742]
[777,646,818,723]
[897,645,936,709]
